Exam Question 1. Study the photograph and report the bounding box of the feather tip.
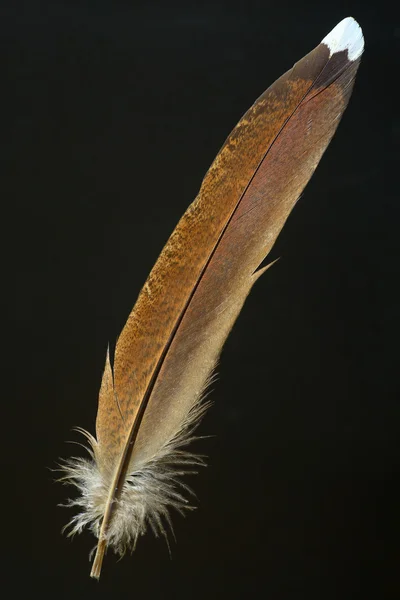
[322,17,364,61]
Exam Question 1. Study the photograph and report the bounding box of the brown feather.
[61,18,364,579]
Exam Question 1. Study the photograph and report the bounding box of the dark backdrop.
[8,1,399,598]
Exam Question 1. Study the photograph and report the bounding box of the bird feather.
[61,17,364,578]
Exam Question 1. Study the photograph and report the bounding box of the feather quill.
[61,17,364,578]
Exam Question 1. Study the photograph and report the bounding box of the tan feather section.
[61,18,364,579]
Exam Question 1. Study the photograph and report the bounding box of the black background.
[8,0,399,598]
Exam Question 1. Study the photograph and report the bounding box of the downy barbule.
[60,17,364,578]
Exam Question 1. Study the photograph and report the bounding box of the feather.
[61,17,364,578]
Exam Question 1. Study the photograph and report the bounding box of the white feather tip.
[322,17,364,61]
